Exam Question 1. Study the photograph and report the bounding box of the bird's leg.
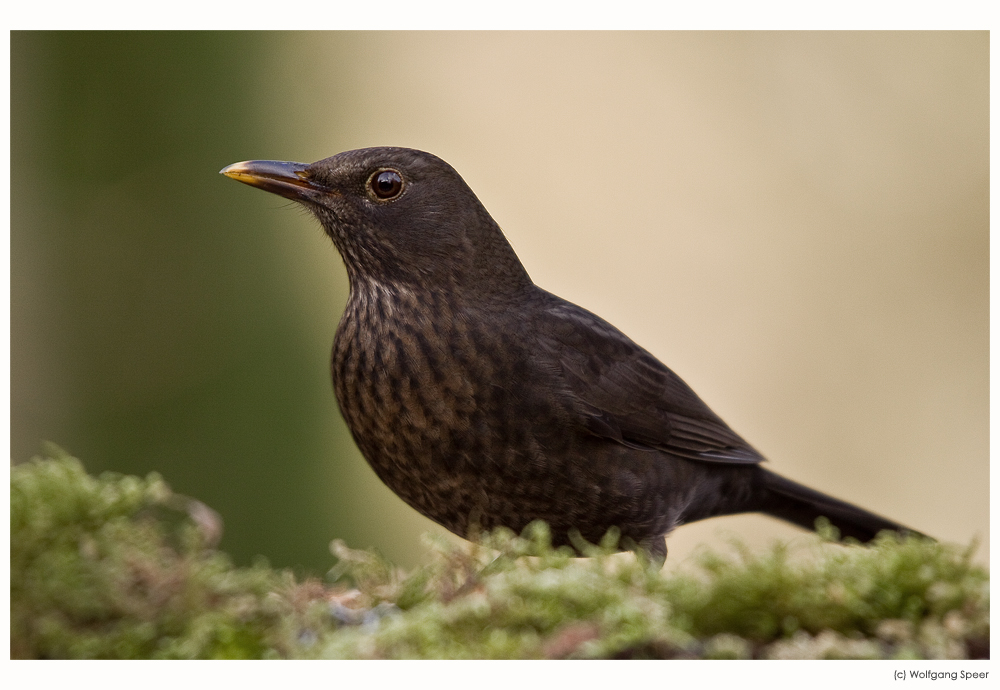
[646,536,667,569]
[624,535,666,569]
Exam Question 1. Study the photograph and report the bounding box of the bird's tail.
[756,468,927,542]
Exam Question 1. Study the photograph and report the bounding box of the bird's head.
[222,147,532,298]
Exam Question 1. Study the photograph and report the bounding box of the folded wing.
[536,294,764,464]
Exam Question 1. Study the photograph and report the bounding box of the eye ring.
[368,169,404,201]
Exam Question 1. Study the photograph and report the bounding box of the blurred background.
[11,32,988,574]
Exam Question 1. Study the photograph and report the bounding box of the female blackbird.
[221,147,924,562]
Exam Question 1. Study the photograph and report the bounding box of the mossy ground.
[11,451,989,659]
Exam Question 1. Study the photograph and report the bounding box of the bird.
[221,147,925,563]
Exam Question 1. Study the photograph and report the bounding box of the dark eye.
[370,170,403,200]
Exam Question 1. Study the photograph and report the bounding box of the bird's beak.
[220,160,318,201]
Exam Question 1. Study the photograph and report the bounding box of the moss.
[11,449,327,659]
[10,451,989,659]
[317,522,988,659]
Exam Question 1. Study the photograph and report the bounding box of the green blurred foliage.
[11,31,360,573]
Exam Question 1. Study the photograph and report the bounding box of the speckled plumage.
[222,147,924,560]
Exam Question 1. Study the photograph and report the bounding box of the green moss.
[11,449,326,659]
[318,522,988,659]
[11,451,989,659]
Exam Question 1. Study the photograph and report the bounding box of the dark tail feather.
[757,468,928,542]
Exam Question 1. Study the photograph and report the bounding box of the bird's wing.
[535,295,764,464]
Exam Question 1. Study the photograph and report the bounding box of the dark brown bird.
[221,147,924,562]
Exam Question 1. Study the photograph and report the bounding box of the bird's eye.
[369,170,404,200]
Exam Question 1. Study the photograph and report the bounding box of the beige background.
[262,32,988,565]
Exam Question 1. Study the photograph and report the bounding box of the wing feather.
[535,293,764,465]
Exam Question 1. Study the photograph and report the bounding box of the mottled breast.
[331,281,537,534]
